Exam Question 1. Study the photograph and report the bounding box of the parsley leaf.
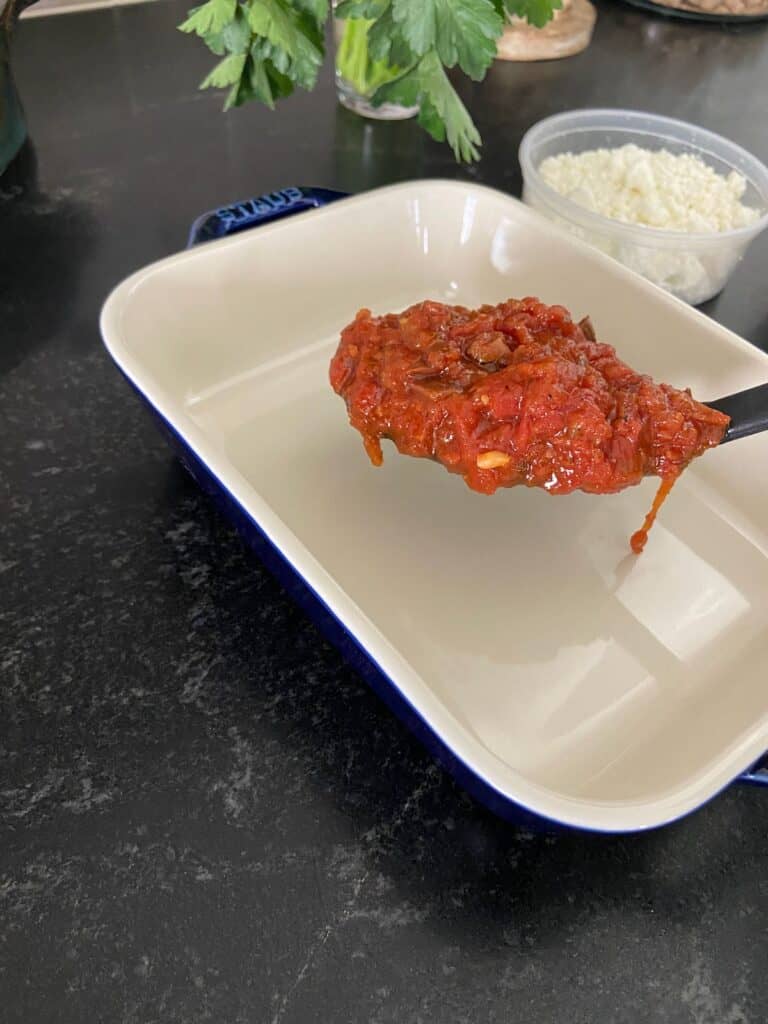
[223,55,257,109]
[292,0,329,23]
[201,51,247,88]
[265,59,295,98]
[247,57,276,105]
[222,51,295,109]
[248,0,324,90]
[336,17,403,94]
[390,0,435,56]
[221,5,252,54]
[504,0,561,27]
[334,0,386,17]
[367,3,414,67]
[375,49,481,162]
[179,0,236,37]
[390,0,501,79]
[200,27,227,55]
[434,0,502,80]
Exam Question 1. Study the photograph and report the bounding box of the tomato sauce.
[329,298,730,550]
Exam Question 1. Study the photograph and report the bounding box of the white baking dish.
[100,180,768,832]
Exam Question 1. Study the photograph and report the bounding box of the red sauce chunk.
[329,298,730,550]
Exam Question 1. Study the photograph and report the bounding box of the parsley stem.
[335,18,402,98]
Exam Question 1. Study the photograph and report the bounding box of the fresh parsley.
[504,0,563,28]
[180,0,560,162]
[179,0,237,37]
[376,50,482,163]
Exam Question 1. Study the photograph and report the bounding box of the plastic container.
[519,109,768,304]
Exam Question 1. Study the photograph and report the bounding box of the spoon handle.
[708,382,768,444]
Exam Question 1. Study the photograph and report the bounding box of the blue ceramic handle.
[187,186,349,247]
[738,754,768,786]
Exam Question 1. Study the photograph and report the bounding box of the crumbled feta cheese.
[532,144,763,303]
[538,144,760,233]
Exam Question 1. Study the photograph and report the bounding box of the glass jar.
[332,5,418,121]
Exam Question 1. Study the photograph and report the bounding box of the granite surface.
[2,3,768,1021]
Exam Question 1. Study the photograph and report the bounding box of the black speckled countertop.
[2,4,768,1021]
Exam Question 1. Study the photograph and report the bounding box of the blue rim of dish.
[107,184,768,833]
[618,0,768,23]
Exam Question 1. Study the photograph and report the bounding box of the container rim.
[518,108,768,248]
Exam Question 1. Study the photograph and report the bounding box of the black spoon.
[708,382,768,444]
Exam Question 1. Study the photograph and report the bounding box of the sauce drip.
[630,475,677,554]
